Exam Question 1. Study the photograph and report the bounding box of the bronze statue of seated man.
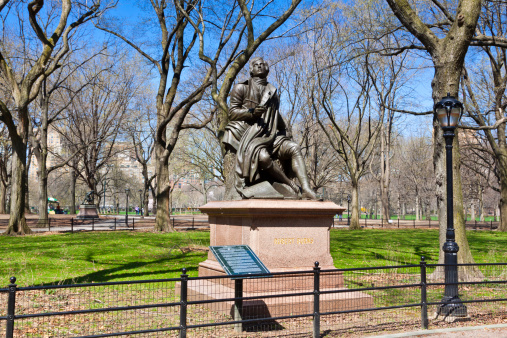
[223,57,317,200]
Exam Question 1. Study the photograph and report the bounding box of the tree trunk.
[0,183,6,214]
[5,139,31,235]
[415,195,420,221]
[202,181,208,205]
[349,182,361,230]
[36,153,48,227]
[143,188,149,217]
[470,201,475,222]
[452,137,482,280]
[154,144,172,232]
[37,167,48,227]
[380,118,391,222]
[479,186,484,222]
[499,174,507,231]
[24,149,32,214]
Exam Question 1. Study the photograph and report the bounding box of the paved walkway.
[371,324,507,337]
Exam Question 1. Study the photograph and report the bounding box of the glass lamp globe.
[434,93,463,128]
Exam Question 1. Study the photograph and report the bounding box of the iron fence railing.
[1,260,506,337]
[333,218,499,230]
[0,217,206,234]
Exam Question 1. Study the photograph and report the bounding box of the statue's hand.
[252,105,266,118]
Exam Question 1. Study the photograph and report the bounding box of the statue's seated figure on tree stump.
[223,57,317,200]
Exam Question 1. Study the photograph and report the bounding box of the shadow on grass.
[48,256,200,285]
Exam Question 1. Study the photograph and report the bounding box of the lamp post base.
[437,296,467,317]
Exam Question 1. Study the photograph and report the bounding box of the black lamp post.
[103,180,106,212]
[434,93,467,317]
[347,194,351,226]
[139,189,144,218]
[125,188,130,225]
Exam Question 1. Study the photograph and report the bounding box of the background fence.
[1,260,506,337]
[0,217,207,234]
[333,218,499,230]
[0,216,500,234]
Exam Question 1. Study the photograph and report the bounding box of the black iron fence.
[333,217,499,230]
[0,217,207,234]
[1,260,506,337]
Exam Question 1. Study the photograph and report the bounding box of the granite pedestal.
[76,204,99,219]
[184,200,373,320]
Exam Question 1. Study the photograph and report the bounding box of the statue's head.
[249,57,269,78]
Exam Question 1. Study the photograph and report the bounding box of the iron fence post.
[179,268,188,338]
[48,218,51,231]
[413,218,415,228]
[234,279,244,333]
[420,257,428,329]
[71,218,74,233]
[491,219,493,230]
[133,218,135,231]
[173,217,175,228]
[92,217,94,231]
[313,261,320,338]
[114,217,117,231]
[192,217,194,230]
[6,277,17,338]
[398,217,400,228]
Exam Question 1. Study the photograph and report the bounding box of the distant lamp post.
[139,189,144,218]
[125,188,130,225]
[434,93,467,317]
[347,194,351,226]
[103,180,107,212]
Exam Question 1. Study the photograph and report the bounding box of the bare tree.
[385,0,483,276]
[0,126,11,213]
[368,47,415,222]
[29,47,106,226]
[270,49,341,192]
[57,54,140,206]
[459,1,507,231]
[312,54,383,229]
[128,94,157,216]
[97,0,305,231]
[0,0,113,235]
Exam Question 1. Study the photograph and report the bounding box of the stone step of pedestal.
[199,260,345,292]
[177,279,373,319]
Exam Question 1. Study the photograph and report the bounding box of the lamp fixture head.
[434,93,463,129]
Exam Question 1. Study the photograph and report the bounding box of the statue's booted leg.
[292,154,317,200]
[258,149,300,194]
[277,140,317,200]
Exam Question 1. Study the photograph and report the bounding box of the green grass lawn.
[0,231,210,286]
[1,229,506,287]
[330,229,507,268]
